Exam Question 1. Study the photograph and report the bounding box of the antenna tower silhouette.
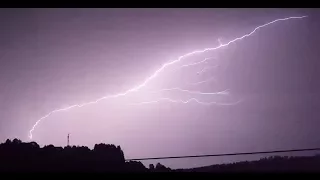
[67,133,70,147]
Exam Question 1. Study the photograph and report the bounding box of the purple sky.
[1,8,320,169]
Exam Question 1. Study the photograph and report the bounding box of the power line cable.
[126,147,320,161]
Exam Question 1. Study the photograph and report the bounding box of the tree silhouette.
[1,139,320,172]
[0,139,146,172]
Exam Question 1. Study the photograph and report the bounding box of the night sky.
[1,8,320,169]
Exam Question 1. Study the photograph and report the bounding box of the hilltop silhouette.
[177,155,320,172]
[0,139,167,172]
[1,139,320,172]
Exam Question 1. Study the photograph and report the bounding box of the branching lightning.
[196,66,218,75]
[218,38,223,46]
[180,57,216,69]
[188,76,217,86]
[147,88,230,95]
[28,16,307,140]
[128,98,242,106]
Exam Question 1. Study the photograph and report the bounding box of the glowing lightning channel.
[196,66,218,75]
[147,88,230,95]
[180,57,216,68]
[29,16,307,140]
[128,98,242,106]
[218,38,223,46]
[188,76,217,86]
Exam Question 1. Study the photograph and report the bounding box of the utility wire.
[126,148,320,161]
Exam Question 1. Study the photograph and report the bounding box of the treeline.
[0,139,171,172]
[2,139,319,172]
[179,155,320,172]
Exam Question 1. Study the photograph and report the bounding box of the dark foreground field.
[1,139,320,172]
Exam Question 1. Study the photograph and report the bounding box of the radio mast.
[67,133,70,147]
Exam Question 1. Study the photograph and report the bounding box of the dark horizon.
[2,138,320,172]
[1,8,320,169]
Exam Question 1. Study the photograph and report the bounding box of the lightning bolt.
[188,76,217,86]
[128,98,242,106]
[180,57,216,69]
[147,88,229,95]
[196,66,218,75]
[28,16,307,140]
[218,38,223,46]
